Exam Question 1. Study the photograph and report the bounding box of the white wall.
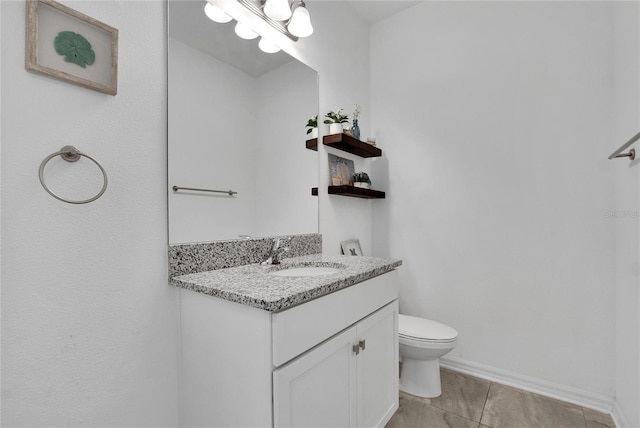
[274,1,374,256]
[254,60,318,237]
[1,1,179,426]
[1,0,373,425]
[371,1,618,406]
[168,37,258,243]
[613,2,640,426]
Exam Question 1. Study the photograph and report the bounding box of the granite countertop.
[170,254,402,312]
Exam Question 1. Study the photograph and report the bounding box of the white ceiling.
[345,1,422,25]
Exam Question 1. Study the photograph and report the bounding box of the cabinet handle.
[352,344,360,355]
[359,340,366,351]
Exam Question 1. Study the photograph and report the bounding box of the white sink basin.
[270,266,344,277]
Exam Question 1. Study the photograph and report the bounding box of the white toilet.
[399,314,458,398]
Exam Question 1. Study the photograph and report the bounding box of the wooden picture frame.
[341,239,363,257]
[25,0,118,95]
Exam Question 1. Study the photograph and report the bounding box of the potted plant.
[306,115,318,139]
[353,172,371,189]
[324,108,349,135]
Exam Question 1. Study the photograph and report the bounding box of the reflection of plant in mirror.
[323,108,349,125]
[353,172,371,185]
[306,115,318,134]
[54,31,95,68]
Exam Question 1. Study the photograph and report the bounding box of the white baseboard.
[610,401,629,428]
[440,356,616,417]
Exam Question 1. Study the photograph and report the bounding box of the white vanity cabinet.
[179,269,399,428]
[273,301,398,428]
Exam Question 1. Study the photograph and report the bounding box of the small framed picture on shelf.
[341,239,363,256]
[25,0,119,95]
[328,153,355,186]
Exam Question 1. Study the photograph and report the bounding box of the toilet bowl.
[399,314,458,398]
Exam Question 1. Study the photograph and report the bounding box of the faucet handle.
[271,245,289,265]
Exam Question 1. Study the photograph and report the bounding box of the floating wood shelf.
[311,186,385,199]
[306,138,318,151]
[323,133,382,158]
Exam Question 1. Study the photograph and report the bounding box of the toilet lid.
[399,314,458,341]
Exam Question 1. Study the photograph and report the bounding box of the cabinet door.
[273,327,357,428]
[356,301,399,428]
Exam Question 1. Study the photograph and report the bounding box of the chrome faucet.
[261,238,289,265]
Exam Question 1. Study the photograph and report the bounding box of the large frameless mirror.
[168,0,319,244]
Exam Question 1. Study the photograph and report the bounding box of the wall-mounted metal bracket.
[613,148,635,161]
[609,131,640,161]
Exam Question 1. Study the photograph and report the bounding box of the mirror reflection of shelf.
[311,186,385,199]
[306,138,318,151]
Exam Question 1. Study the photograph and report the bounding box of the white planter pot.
[310,128,318,139]
[354,182,371,189]
[328,123,343,135]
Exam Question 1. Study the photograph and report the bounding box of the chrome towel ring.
[39,145,108,204]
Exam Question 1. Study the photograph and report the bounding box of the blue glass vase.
[351,119,360,140]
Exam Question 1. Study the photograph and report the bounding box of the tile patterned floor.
[386,368,616,428]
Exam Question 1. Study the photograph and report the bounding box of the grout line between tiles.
[427,402,479,428]
[581,407,588,428]
[478,381,492,427]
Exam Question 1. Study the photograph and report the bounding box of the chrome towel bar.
[608,130,640,161]
[172,186,237,196]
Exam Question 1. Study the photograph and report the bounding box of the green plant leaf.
[353,172,371,184]
[306,116,318,128]
[54,31,95,68]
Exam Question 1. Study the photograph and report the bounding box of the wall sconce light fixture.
[204,0,313,53]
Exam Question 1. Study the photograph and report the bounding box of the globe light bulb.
[287,1,313,38]
[204,2,232,23]
[258,37,281,53]
[264,0,292,21]
[234,21,258,40]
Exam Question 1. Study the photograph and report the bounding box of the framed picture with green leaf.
[25,0,118,95]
